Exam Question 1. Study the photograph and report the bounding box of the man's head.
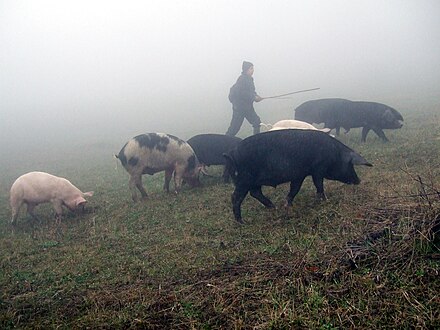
[242,61,254,75]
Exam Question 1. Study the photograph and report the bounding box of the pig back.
[351,102,403,128]
[118,133,199,174]
[229,130,345,186]
[187,134,242,166]
[10,171,82,203]
[294,98,352,125]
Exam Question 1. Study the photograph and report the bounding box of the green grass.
[1,108,439,329]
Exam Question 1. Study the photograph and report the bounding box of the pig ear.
[83,191,94,197]
[223,153,236,169]
[75,197,87,207]
[350,152,373,167]
[200,165,213,177]
[382,109,394,122]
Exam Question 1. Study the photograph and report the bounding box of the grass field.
[1,109,439,329]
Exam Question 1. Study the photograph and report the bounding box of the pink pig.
[10,171,94,224]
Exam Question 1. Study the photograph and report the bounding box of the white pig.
[10,171,94,224]
[261,119,332,133]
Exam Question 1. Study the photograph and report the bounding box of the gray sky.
[1,0,440,148]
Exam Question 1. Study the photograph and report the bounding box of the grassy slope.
[0,109,439,329]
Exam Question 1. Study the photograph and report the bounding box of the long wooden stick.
[262,87,320,99]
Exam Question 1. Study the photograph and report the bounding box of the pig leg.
[231,188,248,224]
[128,176,138,201]
[250,187,275,208]
[173,164,188,193]
[174,176,184,193]
[26,203,41,222]
[129,174,147,202]
[164,168,173,193]
[371,127,389,142]
[286,177,306,206]
[361,127,371,142]
[52,200,64,223]
[312,175,327,200]
[135,176,148,199]
[222,166,230,183]
[10,198,23,224]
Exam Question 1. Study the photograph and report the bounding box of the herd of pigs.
[10,98,404,224]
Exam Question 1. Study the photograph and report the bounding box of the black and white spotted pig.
[116,133,201,201]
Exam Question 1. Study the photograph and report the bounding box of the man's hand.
[255,95,263,102]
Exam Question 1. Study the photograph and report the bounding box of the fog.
[1,0,440,152]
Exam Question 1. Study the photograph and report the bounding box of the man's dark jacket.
[230,74,257,111]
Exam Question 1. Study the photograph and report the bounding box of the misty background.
[1,0,440,153]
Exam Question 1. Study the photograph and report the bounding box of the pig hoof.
[316,193,327,201]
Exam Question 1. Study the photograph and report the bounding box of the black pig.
[187,134,242,182]
[294,98,403,142]
[223,130,372,223]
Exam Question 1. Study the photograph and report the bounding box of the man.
[226,61,263,136]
